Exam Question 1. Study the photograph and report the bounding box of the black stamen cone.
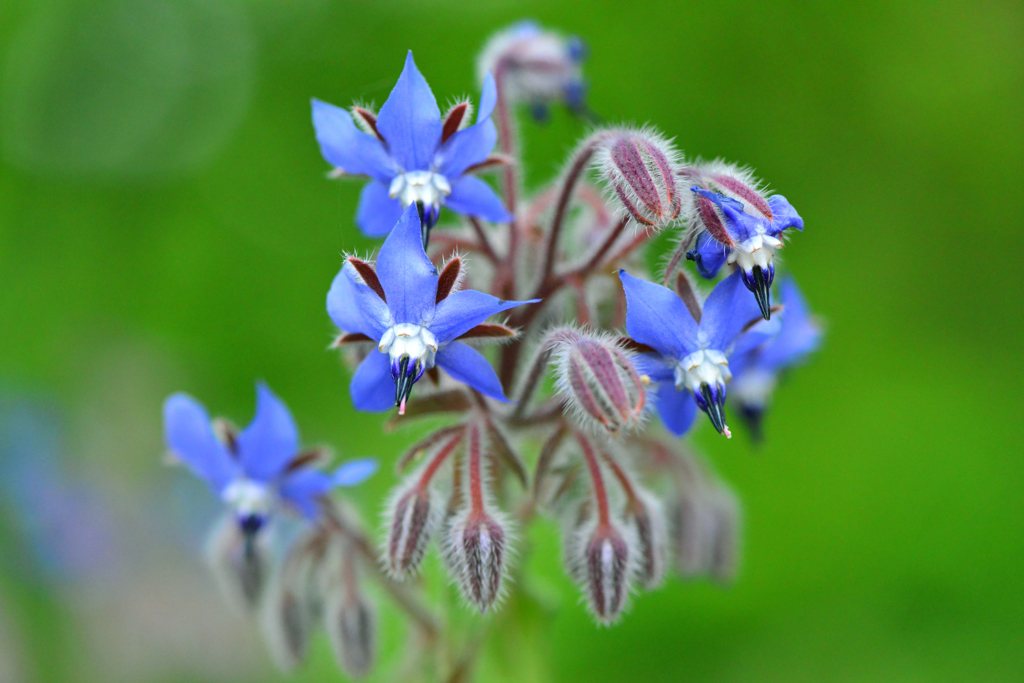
[415,200,434,250]
[738,403,765,445]
[751,266,771,320]
[700,383,729,435]
[395,356,417,408]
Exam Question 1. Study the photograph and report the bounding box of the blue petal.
[761,280,822,371]
[332,458,379,486]
[237,383,299,482]
[311,99,396,183]
[698,271,764,353]
[445,176,512,223]
[689,231,730,279]
[435,342,508,401]
[633,353,676,384]
[278,468,332,518]
[376,205,439,324]
[163,394,236,493]
[375,51,442,171]
[430,290,538,342]
[357,180,405,237]
[618,270,699,360]
[327,262,389,339]
[434,74,498,179]
[350,351,396,412]
[693,188,764,243]
[654,382,698,437]
[766,195,804,236]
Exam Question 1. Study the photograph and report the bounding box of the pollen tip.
[723,426,732,439]
[398,398,407,415]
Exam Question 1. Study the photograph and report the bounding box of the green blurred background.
[0,0,1021,681]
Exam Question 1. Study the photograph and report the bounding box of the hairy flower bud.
[630,491,669,590]
[669,488,716,577]
[263,578,314,671]
[477,21,587,113]
[706,487,742,583]
[444,509,511,613]
[383,483,440,579]
[205,513,269,612]
[552,329,647,434]
[326,588,376,679]
[598,129,682,229]
[570,521,634,625]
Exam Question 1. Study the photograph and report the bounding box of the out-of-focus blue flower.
[163,384,377,531]
[729,279,822,439]
[619,270,765,438]
[687,186,803,320]
[328,205,538,413]
[312,51,510,238]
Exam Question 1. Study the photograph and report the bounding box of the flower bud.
[706,487,742,583]
[552,329,647,434]
[204,513,269,612]
[444,509,511,613]
[668,489,716,577]
[262,581,313,671]
[567,516,636,625]
[383,482,440,579]
[477,21,587,111]
[630,491,669,590]
[598,129,682,229]
[326,588,376,679]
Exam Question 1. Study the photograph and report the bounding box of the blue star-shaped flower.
[619,269,764,438]
[687,187,804,319]
[312,51,511,238]
[729,279,822,438]
[163,383,377,531]
[328,205,538,413]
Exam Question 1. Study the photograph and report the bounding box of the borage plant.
[162,20,822,681]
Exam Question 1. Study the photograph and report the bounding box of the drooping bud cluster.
[550,328,647,434]
[477,20,588,116]
[596,128,683,230]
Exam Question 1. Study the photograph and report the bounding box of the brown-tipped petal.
[435,256,462,303]
[457,323,517,340]
[212,418,240,456]
[441,102,470,143]
[464,153,514,174]
[346,256,386,302]
[331,332,375,347]
[284,446,332,474]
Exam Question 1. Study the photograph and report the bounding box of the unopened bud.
[552,330,646,434]
[706,487,742,583]
[669,489,716,577]
[598,129,682,229]
[326,590,376,679]
[263,583,313,671]
[630,491,669,590]
[383,482,440,579]
[567,519,635,625]
[444,509,511,613]
[477,21,587,111]
[205,513,269,612]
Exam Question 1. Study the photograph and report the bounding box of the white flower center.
[378,323,438,370]
[222,479,274,518]
[730,368,777,409]
[388,171,452,211]
[674,349,731,393]
[728,233,782,273]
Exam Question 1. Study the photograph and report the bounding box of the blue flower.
[328,205,538,413]
[687,187,803,320]
[729,279,822,439]
[619,269,765,438]
[163,383,377,532]
[312,51,511,238]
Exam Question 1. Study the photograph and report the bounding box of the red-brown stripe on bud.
[565,520,634,626]
[552,330,646,434]
[630,491,669,590]
[598,128,682,230]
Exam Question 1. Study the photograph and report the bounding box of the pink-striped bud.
[553,330,646,434]
[444,509,510,613]
[630,491,669,590]
[598,129,682,229]
[682,160,772,247]
[326,589,376,679]
[383,483,440,579]
[567,518,635,625]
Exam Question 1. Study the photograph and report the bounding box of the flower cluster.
[162,20,822,680]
